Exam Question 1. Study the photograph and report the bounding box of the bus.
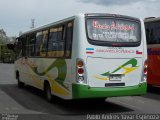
[15,13,147,101]
[144,17,160,86]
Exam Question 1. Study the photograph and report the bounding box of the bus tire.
[17,77,24,88]
[44,82,53,102]
[16,72,24,88]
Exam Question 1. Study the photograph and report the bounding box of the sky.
[0,0,160,37]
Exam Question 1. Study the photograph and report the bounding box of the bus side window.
[65,22,73,58]
[17,40,22,58]
[146,22,160,44]
[57,26,64,57]
[15,39,22,59]
[27,34,36,56]
[48,28,58,57]
[21,37,27,57]
[35,32,43,56]
[146,23,153,44]
[154,21,160,44]
[40,30,48,57]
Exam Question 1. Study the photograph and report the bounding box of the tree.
[0,29,8,44]
[0,28,16,62]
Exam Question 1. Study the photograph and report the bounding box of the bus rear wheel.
[44,83,53,102]
[17,76,24,88]
[16,73,24,88]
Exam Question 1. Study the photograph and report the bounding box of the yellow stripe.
[94,76,109,81]
[28,69,43,89]
[46,74,70,96]
[28,67,69,96]
[122,67,138,74]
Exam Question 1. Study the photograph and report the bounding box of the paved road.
[0,63,160,120]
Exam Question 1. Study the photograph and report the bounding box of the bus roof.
[144,17,160,23]
[19,16,76,37]
[19,13,140,38]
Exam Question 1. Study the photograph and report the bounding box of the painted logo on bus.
[94,58,139,80]
[86,48,94,54]
[21,58,68,90]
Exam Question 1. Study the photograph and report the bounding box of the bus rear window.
[86,18,141,46]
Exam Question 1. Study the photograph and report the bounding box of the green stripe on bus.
[72,82,147,99]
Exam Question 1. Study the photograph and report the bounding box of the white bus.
[15,13,147,101]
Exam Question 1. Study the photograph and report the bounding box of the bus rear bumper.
[72,82,147,99]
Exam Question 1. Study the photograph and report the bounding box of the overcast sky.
[0,0,160,36]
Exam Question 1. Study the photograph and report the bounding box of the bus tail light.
[143,60,148,81]
[77,60,84,68]
[78,68,84,74]
[76,59,85,83]
[144,60,148,75]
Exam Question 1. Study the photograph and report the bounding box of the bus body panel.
[87,57,143,87]
[147,45,160,86]
[15,57,74,99]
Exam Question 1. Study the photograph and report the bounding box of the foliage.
[0,29,16,63]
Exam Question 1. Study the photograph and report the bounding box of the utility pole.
[30,19,35,29]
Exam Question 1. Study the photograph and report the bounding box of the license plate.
[109,74,122,81]
[105,83,125,87]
